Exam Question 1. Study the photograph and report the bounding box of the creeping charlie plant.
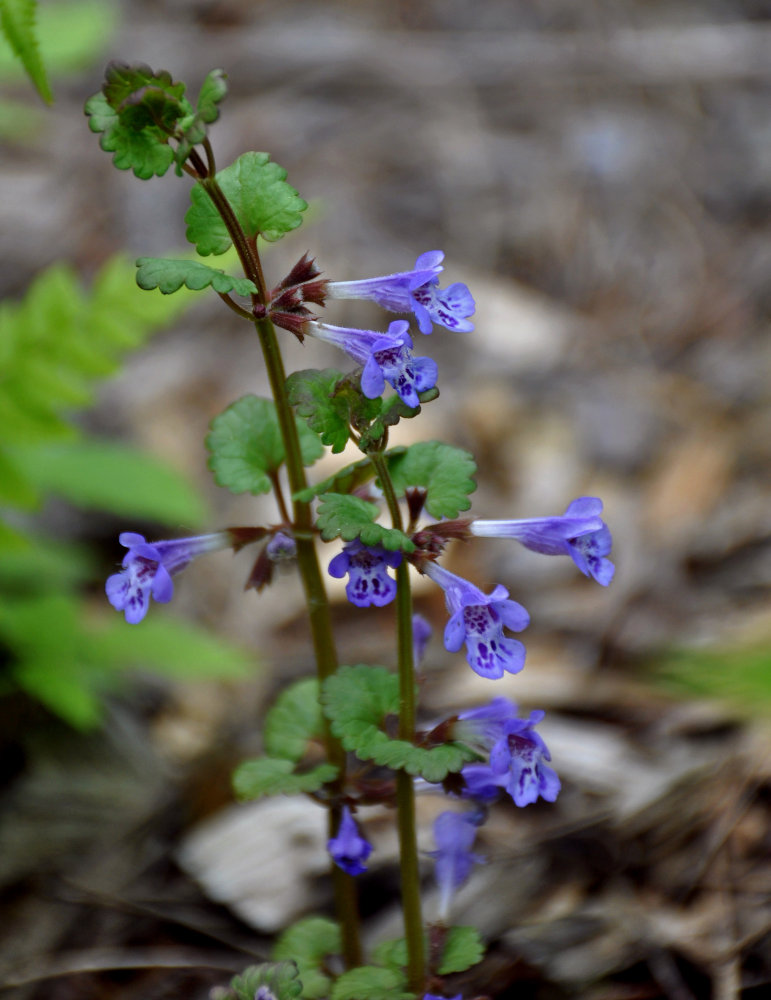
[88,63,613,1000]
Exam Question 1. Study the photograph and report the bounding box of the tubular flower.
[328,540,403,607]
[428,809,485,921]
[306,319,438,408]
[423,562,529,679]
[326,250,475,334]
[327,806,373,876]
[106,531,231,624]
[470,496,614,586]
[460,708,560,807]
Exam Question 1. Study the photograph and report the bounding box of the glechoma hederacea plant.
[87,63,613,1000]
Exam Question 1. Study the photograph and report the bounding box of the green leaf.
[85,62,192,179]
[286,368,373,454]
[206,395,323,495]
[102,60,188,130]
[135,257,256,296]
[438,926,485,974]
[294,454,378,504]
[651,643,771,715]
[386,441,476,519]
[330,966,410,1000]
[316,493,414,552]
[8,439,207,525]
[85,91,174,179]
[185,152,307,255]
[322,666,478,782]
[370,937,408,970]
[0,446,38,507]
[232,757,339,801]
[0,0,53,103]
[358,388,439,453]
[87,616,253,681]
[273,918,341,1000]
[173,68,227,171]
[264,679,324,762]
[229,962,303,1000]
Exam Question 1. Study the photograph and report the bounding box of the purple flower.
[412,613,433,668]
[470,497,614,586]
[423,995,462,1000]
[328,540,402,607]
[429,809,485,920]
[307,319,438,407]
[327,806,373,876]
[326,251,475,335]
[423,562,529,679]
[265,530,296,563]
[460,707,560,808]
[454,696,521,750]
[106,531,230,624]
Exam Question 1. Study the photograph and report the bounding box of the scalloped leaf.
[316,493,413,552]
[358,387,439,453]
[233,757,339,801]
[386,441,476,519]
[85,62,192,179]
[294,454,381,504]
[85,91,174,179]
[438,925,485,975]
[135,257,256,296]
[273,918,341,1000]
[286,368,379,454]
[264,678,323,762]
[330,966,410,1000]
[173,67,227,170]
[206,395,323,496]
[185,151,307,255]
[229,962,303,1000]
[0,0,53,104]
[322,666,477,782]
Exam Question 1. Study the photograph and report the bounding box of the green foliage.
[0,1,118,82]
[0,255,249,725]
[322,666,478,781]
[286,368,375,454]
[206,395,323,496]
[0,0,52,102]
[372,926,484,976]
[294,454,380,505]
[229,962,303,1000]
[232,757,339,801]
[0,256,193,445]
[85,61,194,179]
[438,925,485,974]
[330,966,411,1000]
[173,67,227,172]
[386,441,477,519]
[316,493,414,552]
[273,917,341,999]
[233,676,337,798]
[286,368,437,456]
[264,678,324,761]
[186,151,307,254]
[651,642,771,715]
[357,387,439,453]
[7,439,206,524]
[135,256,256,296]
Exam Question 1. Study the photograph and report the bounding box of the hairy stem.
[200,173,361,967]
[369,451,425,992]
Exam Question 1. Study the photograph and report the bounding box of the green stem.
[200,174,361,968]
[370,451,425,993]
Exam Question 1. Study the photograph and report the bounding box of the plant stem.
[370,451,425,993]
[200,173,361,968]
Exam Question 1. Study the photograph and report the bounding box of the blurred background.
[1,1,770,998]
